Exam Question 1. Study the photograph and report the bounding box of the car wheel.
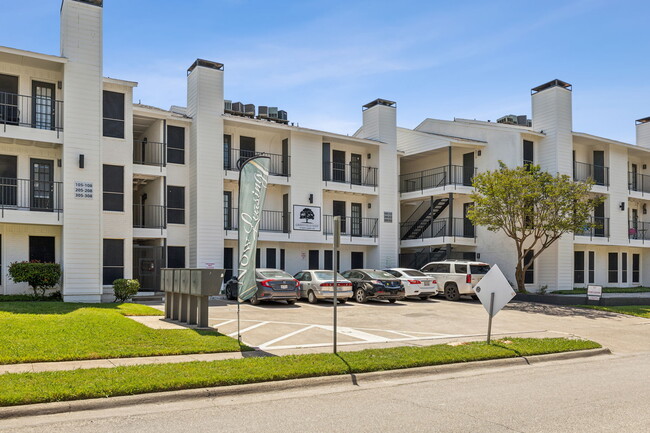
[355,288,367,303]
[444,284,461,301]
[388,299,397,304]
[308,290,318,304]
[226,285,236,300]
[286,299,296,305]
[250,294,261,305]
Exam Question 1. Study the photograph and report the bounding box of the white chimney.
[637,117,650,148]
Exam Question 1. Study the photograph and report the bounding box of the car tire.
[225,285,234,300]
[471,295,479,300]
[307,291,318,304]
[250,295,261,305]
[355,288,367,303]
[444,284,461,301]
[388,299,397,304]
[286,299,296,305]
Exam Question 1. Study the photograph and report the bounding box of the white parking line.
[227,321,269,337]
[213,319,235,328]
[258,325,316,349]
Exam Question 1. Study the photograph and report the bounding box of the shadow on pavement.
[506,302,624,320]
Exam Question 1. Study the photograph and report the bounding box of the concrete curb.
[0,347,610,420]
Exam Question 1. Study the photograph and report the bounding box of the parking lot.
[148,296,650,355]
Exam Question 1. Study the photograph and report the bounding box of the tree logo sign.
[293,205,321,231]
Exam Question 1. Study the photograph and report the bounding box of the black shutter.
[523,140,534,167]
[103,239,124,285]
[103,165,124,211]
[574,251,585,284]
[167,246,185,268]
[167,126,185,164]
[351,252,364,269]
[266,248,277,269]
[167,186,185,224]
[102,91,125,138]
[608,252,618,283]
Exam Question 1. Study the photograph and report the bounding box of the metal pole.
[487,291,495,344]
[237,297,241,343]
[333,216,341,354]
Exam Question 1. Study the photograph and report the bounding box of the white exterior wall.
[637,121,650,148]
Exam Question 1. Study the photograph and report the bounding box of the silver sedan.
[294,270,354,304]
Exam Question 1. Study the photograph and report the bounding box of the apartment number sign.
[74,181,94,199]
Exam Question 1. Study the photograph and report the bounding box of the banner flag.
[237,156,270,302]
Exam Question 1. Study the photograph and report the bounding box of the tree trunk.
[515,260,527,293]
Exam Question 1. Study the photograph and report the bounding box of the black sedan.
[340,269,405,303]
[224,269,300,305]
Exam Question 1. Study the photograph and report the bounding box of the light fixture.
[367,153,371,159]
[367,203,371,209]
[308,194,313,204]
[644,164,647,170]
[79,154,85,169]
[57,81,62,89]
[57,159,62,167]
[620,202,625,211]
[477,150,482,156]
[644,204,647,215]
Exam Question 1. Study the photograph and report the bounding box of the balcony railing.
[133,204,166,229]
[323,215,378,239]
[224,208,291,233]
[0,177,63,215]
[400,165,477,193]
[322,162,377,187]
[224,149,290,177]
[399,217,475,241]
[629,220,650,241]
[0,91,63,133]
[628,172,650,194]
[575,217,609,238]
[133,141,166,167]
[574,161,609,187]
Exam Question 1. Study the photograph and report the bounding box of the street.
[2,351,648,432]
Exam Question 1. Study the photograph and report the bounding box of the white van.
[420,260,491,301]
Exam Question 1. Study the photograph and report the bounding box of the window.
[103,165,124,211]
[167,126,185,164]
[622,253,628,284]
[256,248,260,268]
[224,191,232,230]
[167,246,185,268]
[633,254,640,283]
[324,250,333,270]
[574,251,585,284]
[588,252,595,284]
[224,134,232,170]
[0,155,17,206]
[266,248,276,269]
[523,140,534,168]
[167,186,185,224]
[309,250,319,270]
[29,236,55,262]
[436,264,451,273]
[524,251,534,284]
[103,91,124,138]
[280,249,285,270]
[351,252,364,269]
[224,247,234,281]
[103,239,124,285]
[608,252,618,283]
[455,264,467,274]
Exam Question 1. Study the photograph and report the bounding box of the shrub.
[113,279,140,302]
[8,261,62,297]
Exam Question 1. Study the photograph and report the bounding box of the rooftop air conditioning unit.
[268,107,278,119]
[232,102,244,114]
[224,100,232,112]
[258,106,268,118]
[278,110,288,122]
[497,114,517,125]
[244,104,255,117]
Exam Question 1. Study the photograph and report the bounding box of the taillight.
[321,282,333,287]
[407,280,421,285]
[466,274,472,284]
[294,279,300,288]
[433,279,437,284]
[260,279,273,288]
[321,282,352,287]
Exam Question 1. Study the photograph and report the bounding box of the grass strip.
[0,337,600,407]
[0,302,247,365]
[553,287,650,295]
[578,305,650,318]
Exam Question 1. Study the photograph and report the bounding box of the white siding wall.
[637,122,650,148]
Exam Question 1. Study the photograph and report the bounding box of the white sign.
[74,181,93,199]
[293,205,321,231]
[587,285,602,301]
[473,264,517,317]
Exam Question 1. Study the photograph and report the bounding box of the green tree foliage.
[8,262,62,297]
[468,163,601,291]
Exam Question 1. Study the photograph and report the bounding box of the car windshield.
[314,271,346,280]
[258,270,293,279]
[403,270,426,277]
[366,270,396,279]
[470,264,491,274]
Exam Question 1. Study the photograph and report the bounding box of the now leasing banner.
[237,156,270,302]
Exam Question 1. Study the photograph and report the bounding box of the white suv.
[421,260,491,301]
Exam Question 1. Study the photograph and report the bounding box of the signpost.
[333,216,340,354]
[473,264,516,344]
[587,285,602,302]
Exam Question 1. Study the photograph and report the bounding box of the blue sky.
[5,0,650,142]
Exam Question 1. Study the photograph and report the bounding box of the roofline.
[397,126,486,146]
[0,46,67,64]
[103,77,138,88]
[572,132,645,152]
[133,104,192,121]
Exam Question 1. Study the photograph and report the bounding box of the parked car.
[383,268,438,299]
[341,269,405,303]
[223,268,300,305]
[421,260,491,301]
[294,270,353,304]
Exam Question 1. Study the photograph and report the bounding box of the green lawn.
[0,302,246,365]
[578,305,650,318]
[0,337,600,407]
[553,287,650,295]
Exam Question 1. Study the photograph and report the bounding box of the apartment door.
[594,201,605,237]
[631,163,638,191]
[0,155,17,207]
[351,202,362,237]
[0,74,19,125]
[32,81,55,130]
[30,159,54,211]
[308,250,319,270]
[632,208,639,239]
[281,138,289,176]
[462,152,474,186]
[223,191,232,230]
[333,200,346,233]
[239,136,256,164]
[322,142,331,181]
[224,247,234,281]
[332,150,346,182]
[282,193,289,233]
[133,245,164,292]
[463,202,474,238]
[350,153,362,185]
[593,150,605,185]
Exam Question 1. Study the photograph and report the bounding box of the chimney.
[637,117,650,148]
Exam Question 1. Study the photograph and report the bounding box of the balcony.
[323,215,378,239]
[0,177,62,215]
[322,162,377,187]
[133,141,166,167]
[574,161,609,187]
[400,217,475,241]
[628,172,650,194]
[224,149,290,177]
[133,204,166,229]
[400,165,476,193]
[0,92,63,134]
[225,208,290,233]
[575,217,609,239]
[629,220,650,241]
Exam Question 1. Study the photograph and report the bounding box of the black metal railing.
[400,165,477,193]
[399,217,475,241]
[323,215,378,239]
[0,91,63,133]
[628,220,650,241]
[628,172,650,194]
[133,204,166,229]
[0,177,63,214]
[573,161,609,186]
[133,141,166,167]
[575,217,609,238]
[322,162,377,187]
[224,149,290,177]
[224,208,291,233]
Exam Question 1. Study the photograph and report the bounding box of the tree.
[467,162,601,292]
[300,208,315,223]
